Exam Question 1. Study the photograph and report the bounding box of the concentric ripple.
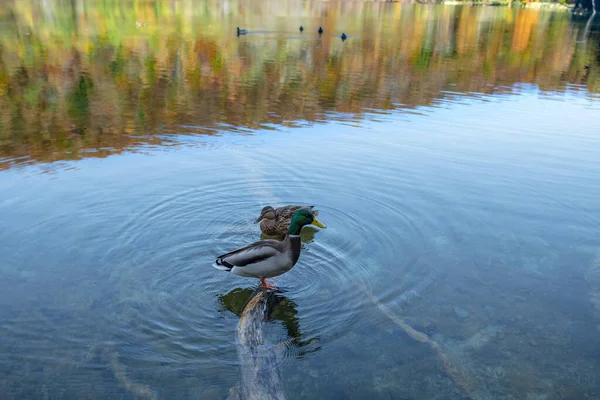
[76,129,454,377]
[0,126,460,391]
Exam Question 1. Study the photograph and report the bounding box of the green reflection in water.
[0,1,600,168]
[0,1,598,170]
[218,287,319,351]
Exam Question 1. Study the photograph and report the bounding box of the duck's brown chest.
[260,218,288,236]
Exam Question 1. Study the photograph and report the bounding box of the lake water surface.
[1,1,600,399]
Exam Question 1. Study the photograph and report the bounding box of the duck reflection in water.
[218,287,319,352]
[220,288,321,399]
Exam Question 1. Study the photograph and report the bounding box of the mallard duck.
[299,26,304,32]
[341,33,347,41]
[214,208,326,288]
[254,205,319,237]
[318,27,323,34]
[237,27,248,36]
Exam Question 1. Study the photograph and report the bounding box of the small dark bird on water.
[318,27,323,34]
[341,33,347,41]
[299,26,304,32]
[237,27,248,36]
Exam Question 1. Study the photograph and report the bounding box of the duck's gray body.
[214,235,301,279]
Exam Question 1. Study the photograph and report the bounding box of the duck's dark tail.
[214,258,233,271]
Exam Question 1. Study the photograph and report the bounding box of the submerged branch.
[104,348,158,400]
[357,281,480,400]
[229,290,287,400]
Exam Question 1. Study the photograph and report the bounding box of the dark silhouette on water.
[237,27,248,36]
[341,33,347,41]
[318,26,323,34]
[299,26,304,32]
[219,287,316,349]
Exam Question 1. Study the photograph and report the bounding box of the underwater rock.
[463,325,505,351]
[485,365,506,380]
[590,291,600,312]
[587,249,600,333]
[453,306,470,320]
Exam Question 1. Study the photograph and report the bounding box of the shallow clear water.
[1,1,600,399]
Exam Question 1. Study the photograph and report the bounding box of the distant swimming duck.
[341,33,347,41]
[214,208,326,289]
[299,26,304,32]
[237,27,248,36]
[318,27,323,34]
[254,205,319,237]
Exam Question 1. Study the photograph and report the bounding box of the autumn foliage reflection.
[0,0,598,168]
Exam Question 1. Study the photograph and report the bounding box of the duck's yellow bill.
[312,217,326,228]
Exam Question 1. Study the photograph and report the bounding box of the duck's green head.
[289,208,326,235]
